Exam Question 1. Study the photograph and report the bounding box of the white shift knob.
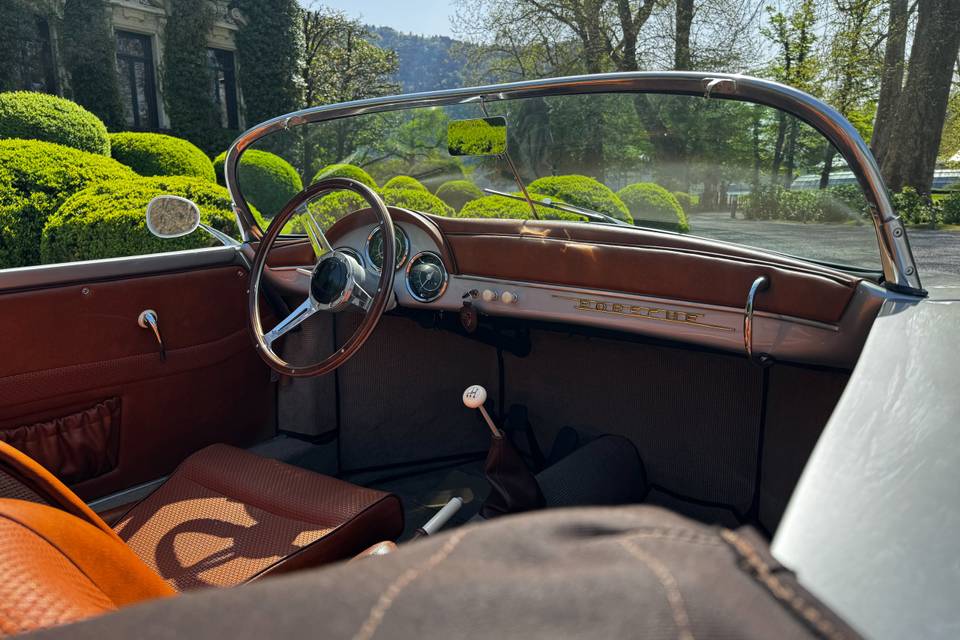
[462,384,487,409]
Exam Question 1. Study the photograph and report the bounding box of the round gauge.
[335,246,363,266]
[405,252,448,302]
[365,226,409,272]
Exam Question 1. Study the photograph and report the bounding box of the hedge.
[383,175,427,192]
[298,191,368,232]
[435,180,484,211]
[0,92,110,155]
[457,193,584,221]
[41,176,238,263]
[0,139,136,268]
[527,175,632,223]
[111,132,215,181]
[381,188,453,216]
[742,185,870,223]
[942,192,960,225]
[672,191,698,211]
[618,183,689,232]
[311,163,378,189]
[213,149,303,220]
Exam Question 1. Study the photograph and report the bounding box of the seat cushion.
[114,444,403,591]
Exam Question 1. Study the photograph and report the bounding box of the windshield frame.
[224,71,924,296]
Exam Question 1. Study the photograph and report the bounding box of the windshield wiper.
[483,189,630,226]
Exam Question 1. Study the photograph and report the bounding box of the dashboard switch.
[500,291,518,304]
[481,289,497,302]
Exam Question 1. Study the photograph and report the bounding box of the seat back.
[0,439,118,539]
[0,498,174,635]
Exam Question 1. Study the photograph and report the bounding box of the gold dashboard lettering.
[557,296,733,332]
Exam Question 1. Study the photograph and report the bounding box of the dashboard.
[267,206,888,369]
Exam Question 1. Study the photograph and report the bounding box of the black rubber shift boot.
[480,434,546,519]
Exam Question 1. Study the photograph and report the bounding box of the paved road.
[685,210,960,287]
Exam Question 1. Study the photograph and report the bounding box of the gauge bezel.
[334,246,363,266]
[365,225,409,273]
[405,251,448,302]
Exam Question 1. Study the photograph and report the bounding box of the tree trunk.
[819,145,836,189]
[880,0,960,194]
[674,0,695,70]
[871,0,909,164]
[771,112,787,179]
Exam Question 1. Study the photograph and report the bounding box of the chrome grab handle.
[744,276,769,362]
[138,309,166,361]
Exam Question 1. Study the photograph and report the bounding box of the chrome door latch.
[138,309,166,361]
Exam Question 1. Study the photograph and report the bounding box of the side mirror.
[447,116,507,156]
[145,195,240,247]
[146,195,200,238]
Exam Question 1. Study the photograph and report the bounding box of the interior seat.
[0,439,404,592]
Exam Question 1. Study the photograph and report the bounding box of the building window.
[11,15,56,93]
[207,48,239,129]
[115,31,158,130]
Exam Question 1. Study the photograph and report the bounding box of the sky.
[303,0,458,37]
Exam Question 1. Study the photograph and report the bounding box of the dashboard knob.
[500,291,518,304]
[481,289,497,302]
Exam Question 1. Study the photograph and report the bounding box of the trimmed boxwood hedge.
[297,191,368,232]
[311,163,378,189]
[383,175,428,192]
[0,91,110,155]
[672,191,698,211]
[110,132,215,181]
[0,139,137,268]
[41,176,238,263]
[457,193,584,221]
[213,149,303,220]
[381,188,453,216]
[617,183,689,232]
[435,180,483,211]
[527,175,632,223]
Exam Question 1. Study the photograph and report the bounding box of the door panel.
[0,261,275,500]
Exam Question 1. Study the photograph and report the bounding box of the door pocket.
[0,398,121,484]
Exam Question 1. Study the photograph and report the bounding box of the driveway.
[685,210,960,287]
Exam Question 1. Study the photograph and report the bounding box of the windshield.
[240,91,881,271]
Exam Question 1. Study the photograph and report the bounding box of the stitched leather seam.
[720,529,852,640]
[621,537,695,640]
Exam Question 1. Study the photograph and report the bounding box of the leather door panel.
[0,264,275,500]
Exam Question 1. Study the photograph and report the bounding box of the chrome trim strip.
[224,72,922,294]
[744,275,770,360]
[0,246,242,292]
[87,477,167,513]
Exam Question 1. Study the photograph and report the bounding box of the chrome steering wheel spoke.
[297,203,334,258]
[264,297,319,348]
[349,280,374,311]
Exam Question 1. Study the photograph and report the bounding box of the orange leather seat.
[0,440,404,633]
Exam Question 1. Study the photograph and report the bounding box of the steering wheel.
[248,178,396,377]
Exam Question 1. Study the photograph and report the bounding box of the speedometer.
[365,226,409,272]
[405,252,448,302]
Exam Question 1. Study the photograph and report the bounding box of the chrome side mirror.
[146,195,201,238]
[145,195,239,247]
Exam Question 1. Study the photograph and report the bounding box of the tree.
[234,0,303,127]
[61,0,126,129]
[878,0,960,194]
[870,0,909,164]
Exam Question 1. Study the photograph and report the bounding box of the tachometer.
[365,226,409,272]
[405,252,448,302]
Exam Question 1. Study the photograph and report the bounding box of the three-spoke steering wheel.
[248,178,396,377]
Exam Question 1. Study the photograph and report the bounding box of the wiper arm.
[483,189,629,226]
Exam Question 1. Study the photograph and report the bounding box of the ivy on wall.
[162,0,221,149]
[61,0,126,130]
[233,0,302,126]
[0,1,38,93]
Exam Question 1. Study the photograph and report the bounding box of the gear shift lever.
[463,385,501,437]
[464,384,544,519]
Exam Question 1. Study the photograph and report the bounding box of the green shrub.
[742,184,868,224]
[41,176,237,263]
[457,193,584,221]
[671,191,698,211]
[618,183,688,232]
[0,139,136,267]
[0,91,110,155]
[311,163,377,189]
[296,191,368,232]
[942,192,960,225]
[527,175,632,223]
[893,187,941,225]
[383,175,427,192]
[110,132,215,181]
[381,188,453,216]
[821,185,869,222]
[213,149,303,220]
[370,157,465,191]
[435,180,484,211]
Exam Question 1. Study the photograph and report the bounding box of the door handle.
[138,309,166,361]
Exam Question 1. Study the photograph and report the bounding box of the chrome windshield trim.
[224,71,923,295]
